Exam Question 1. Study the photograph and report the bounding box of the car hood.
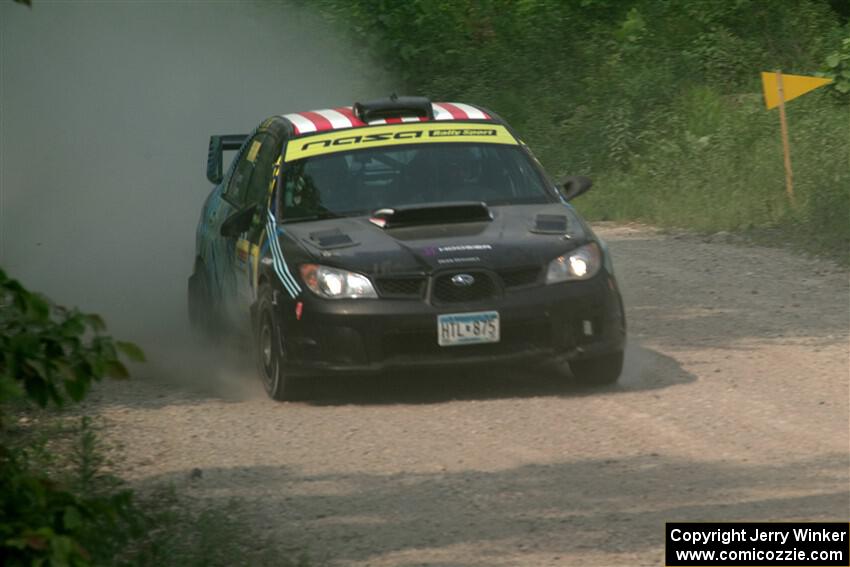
[280,203,591,275]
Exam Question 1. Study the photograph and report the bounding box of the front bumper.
[275,271,626,375]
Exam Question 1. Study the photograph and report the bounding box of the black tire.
[569,350,624,386]
[254,285,296,401]
[188,265,219,341]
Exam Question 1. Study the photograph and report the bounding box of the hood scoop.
[369,201,492,229]
[306,228,357,249]
[531,213,568,234]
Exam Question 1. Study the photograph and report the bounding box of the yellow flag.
[761,72,832,109]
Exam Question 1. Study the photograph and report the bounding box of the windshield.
[279,143,554,221]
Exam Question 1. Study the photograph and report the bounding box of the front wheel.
[255,285,296,401]
[569,351,624,386]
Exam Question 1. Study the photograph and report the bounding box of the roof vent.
[354,95,434,123]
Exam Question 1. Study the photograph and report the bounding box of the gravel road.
[88,223,849,566]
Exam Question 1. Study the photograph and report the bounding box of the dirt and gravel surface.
[86,223,849,566]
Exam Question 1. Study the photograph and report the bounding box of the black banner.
[666,522,849,566]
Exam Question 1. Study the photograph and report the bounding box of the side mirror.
[558,175,593,201]
[220,204,257,238]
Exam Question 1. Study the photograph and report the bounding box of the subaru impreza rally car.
[189,97,626,400]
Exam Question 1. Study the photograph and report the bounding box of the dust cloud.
[0,1,388,387]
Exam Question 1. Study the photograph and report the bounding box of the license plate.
[437,311,500,346]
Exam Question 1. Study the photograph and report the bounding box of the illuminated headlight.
[299,264,377,299]
[545,242,602,283]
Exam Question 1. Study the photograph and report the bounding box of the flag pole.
[775,70,795,206]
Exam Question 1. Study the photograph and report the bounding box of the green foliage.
[3,413,309,567]
[0,435,138,567]
[581,90,849,232]
[0,268,146,566]
[0,268,145,414]
[317,0,849,260]
[0,272,307,565]
[822,33,850,100]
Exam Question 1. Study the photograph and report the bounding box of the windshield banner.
[284,123,518,162]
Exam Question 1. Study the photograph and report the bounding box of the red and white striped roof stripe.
[281,102,491,136]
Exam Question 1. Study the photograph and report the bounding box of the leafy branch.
[0,267,145,565]
[0,268,144,418]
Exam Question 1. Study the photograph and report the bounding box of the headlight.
[545,242,602,283]
[299,264,377,299]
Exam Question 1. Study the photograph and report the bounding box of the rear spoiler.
[206,134,248,184]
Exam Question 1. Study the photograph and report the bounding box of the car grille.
[432,271,498,303]
[498,267,540,288]
[376,276,427,299]
[376,266,542,303]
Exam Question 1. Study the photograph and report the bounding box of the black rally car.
[189,97,626,399]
